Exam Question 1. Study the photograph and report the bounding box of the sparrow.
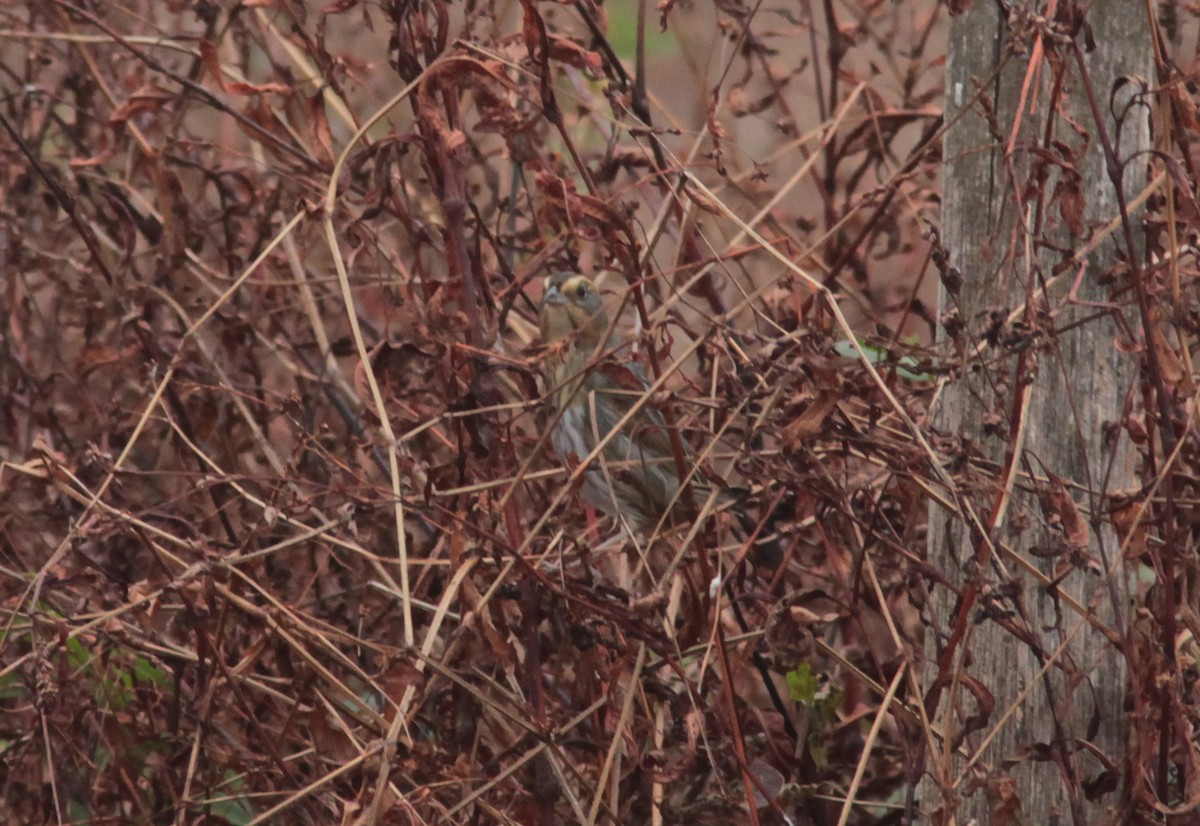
[538,272,779,565]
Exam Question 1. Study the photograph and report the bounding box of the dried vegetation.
[0,1,1198,825]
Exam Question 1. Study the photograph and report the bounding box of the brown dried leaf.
[648,707,702,783]
[77,344,121,376]
[308,91,335,163]
[225,80,291,96]
[107,83,175,126]
[547,37,603,77]
[682,180,723,215]
[783,391,840,444]
[199,39,228,93]
[1040,475,1089,549]
[1151,326,1185,384]
[1055,171,1085,237]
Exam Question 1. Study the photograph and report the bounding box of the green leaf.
[786,663,819,704]
[833,338,933,382]
[64,636,90,670]
[133,656,168,686]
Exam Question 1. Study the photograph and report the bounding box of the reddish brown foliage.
[0,1,1196,825]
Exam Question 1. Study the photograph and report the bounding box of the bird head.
[538,273,609,350]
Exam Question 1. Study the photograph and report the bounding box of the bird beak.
[543,283,566,306]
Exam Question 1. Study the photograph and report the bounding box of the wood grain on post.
[927,1,1148,822]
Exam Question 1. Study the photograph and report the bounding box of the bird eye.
[575,283,589,298]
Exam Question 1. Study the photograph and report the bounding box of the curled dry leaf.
[1050,483,1090,550]
[783,391,841,444]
